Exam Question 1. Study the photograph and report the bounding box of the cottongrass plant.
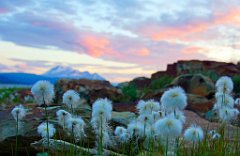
[62,90,80,114]
[11,105,27,156]
[31,80,55,150]
[212,76,239,123]
[91,98,113,155]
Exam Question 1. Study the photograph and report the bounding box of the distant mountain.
[0,66,106,85]
[0,73,57,85]
[42,66,105,81]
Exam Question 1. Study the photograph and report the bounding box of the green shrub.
[121,84,138,101]
[233,75,240,94]
[148,76,174,90]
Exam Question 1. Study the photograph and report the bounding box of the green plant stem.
[43,96,50,152]
[15,114,18,156]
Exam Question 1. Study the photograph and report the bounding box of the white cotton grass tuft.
[66,116,86,140]
[114,126,127,137]
[154,116,182,138]
[152,111,162,121]
[62,90,80,111]
[31,80,55,105]
[161,86,187,112]
[219,107,238,122]
[136,99,160,114]
[92,98,112,121]
[168,110,186,124]
[127,121,145,138]
[119,131,130,143]
[138,114,154,125]
[11,104,27,121]
[184,125,204,143]
[37,122,56,139]
[208,130,221,140]
[235,98,240,105]
[215,76,233,94]
[56,110,71,128]
[215,92,234,108]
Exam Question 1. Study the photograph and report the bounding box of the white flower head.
[136,99,160,114]
[168,110,186,124]
[31,80,54,105]
[37,122,56,138]
[154,116,182,138]
[152,111,161,121]
[208,130,221,140]
[219,107,236,122]
[212,133,221,140]
[215,92,234,108]
[56,110,71,127]
[67,116,86,140]
[145,125,157,140]
[184,125,204,142]
[63,90,80,109]
[127,121,145,138]
[161,87,187,112]
[138,114,155,126]
[119,131,130,143]
[235,98,240,105]
[92,98,112,121]
[11,104,27,121]
[215,76,233,94]
[114,126,127,137]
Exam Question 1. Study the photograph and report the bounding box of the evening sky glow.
[0,0,240,82]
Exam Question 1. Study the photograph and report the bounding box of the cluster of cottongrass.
[213,76,239,123]
[10,76,240,155]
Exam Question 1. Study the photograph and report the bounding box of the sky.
[0,0,240,82]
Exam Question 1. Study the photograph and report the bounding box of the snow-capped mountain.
[42,66,105,81]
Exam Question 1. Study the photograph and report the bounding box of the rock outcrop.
[170,74,215,96]
[152,60,240,79]
[55,79,124,105]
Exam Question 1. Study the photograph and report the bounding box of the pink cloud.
[78,35,110,57]
[135,7,240,42]
[181,46,207,54]
[0,8,10,14]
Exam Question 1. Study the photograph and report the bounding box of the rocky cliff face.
[152,60,240,79]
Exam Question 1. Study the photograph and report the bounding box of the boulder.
[55,79,124,105]
[186,94,214,116]
[170,74,215,96]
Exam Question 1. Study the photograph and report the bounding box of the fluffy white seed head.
[138,114,154,125]
[31,80,54,105]
[219,107,237,122]
[56,110,71,127]
[212,133,221,140]
[92,98,112,121]
[235,98,240,105]
[152,111,161,121]
[67,116,86,140]
[114,126,127,137]
[208,130,221,140]
[215,92,234,108]
[37,122,56,138]
[127,121,145,138]
[168,110,186,124]
[136,99,160,114]
[184,125,204,142]
[11,104,27,121]
[215,76,233,94]
[161,86,187,112]
[119,131,130,143]
[154,116,182,138]
[62,90,80,109]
